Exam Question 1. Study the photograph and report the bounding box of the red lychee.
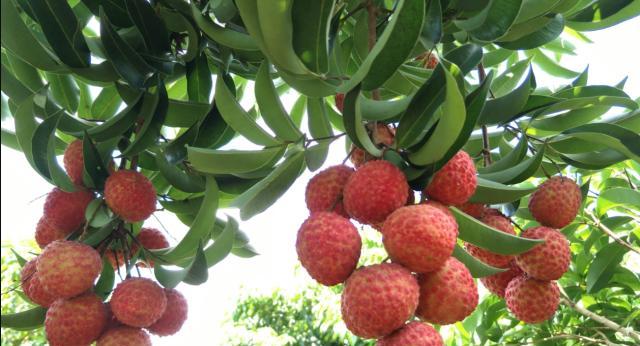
[465,213,516,268]
[516,226,570,281]
[63,139,85,185]
[136,227,169,267]
[335,93,345,113]
[45,292,108,346]
[480,261,523,298]
[341,263,419,339]
[383,204,457,273]
[35,216,70,249]
[37,240,103,299]
[416,257,478,325]
[296,212,361,286]
[505,276,560,323]
[104,170,157,222]
[20,258,56,307]
[424,151,477,205]
[376,321,443,346]
[147,288,188,336]
[416,52,439,70]
[457,202,486,219]
[43,187,94,232]
[305,165,354,218]
[110,277,167,327]
[97,326,152,346]
[528,176,582,228]
[350,124,396,168]
[343,160,409,225]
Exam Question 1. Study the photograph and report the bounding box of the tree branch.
[584,209,640,255]
[561,297,640,343]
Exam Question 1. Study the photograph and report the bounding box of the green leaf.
[232,244,260,258]
[84,199,113,228]
[586,242,628,293]
[360,96,411,121]
[191,3,260,51]
[203,216,237,267]
[126,0,169,54]
[451,206,543,255]
[497,14,565,50]
[156,151,205,193]
[342,85,382,157]
[456,0,523,41]
[155,242,208,288]
[45,73,79,113]
[233,150,305,220]
[10,249,27,267]
[491,58,531,98]
[516,0,563,23]
[306,97,334,170]
[453,245,506,278]
[2,51,44,94]
[482,47,514,67]
[255,62,303,142]
[596,187,640,216]
[479,135,528,174]
[187,146,286,175]
[89,86,121,121]
[567,0,640,31]
[0,64,33,104]
[562,123,640,161]
[81,0,132,27]
[1,129,20,151]
[479,146,545,184]
[121,81,168,157]
[186,54,212,103]
[94,257,115,299]
[525,49,580,79]
[469,178,537,204]
[421,0,443,49]
[408,64,466,165]
[182,243,209,285]
[291,0,335,73]
[0,307,47,331]
[81,94,143,141]
[478,67,533,125]
[444,44,483,76]
[157,6,199,62]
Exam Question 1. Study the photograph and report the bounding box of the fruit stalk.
[477,63,492,166]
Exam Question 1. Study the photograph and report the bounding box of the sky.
[1,17,639,345]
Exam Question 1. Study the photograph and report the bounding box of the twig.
[561,297,640,343]
[477,63,492,167]
[623,169,636,190]
[584,209,640,255]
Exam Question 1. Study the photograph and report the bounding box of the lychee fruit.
[383,204,457,273]
[45,292,108,346]
[136,227,169,267]
[110,277,167,327]
[528,176,582,228]
[147,288,188,336]
[480,261,523,298]
[343,160,409,225]
[104,170,157,222]
[341,263,419,339]
[63,139,85,185]
[335,93,345,113]
[350,124,395,168]
[37,240,103,299]
[20,258,56,307]
[35,216,70,249]
[296,212,361,286]
[43,187,94,232]
[424,151,477,206]
[505,276,560,323]
[464,213,516,268]
[97,326,152,346]
[457,202,486,219]
[305,165,354,218]
[416,52,439,70]
[376,321,443,346]
[516,226,570,281]
[416,257,478,325]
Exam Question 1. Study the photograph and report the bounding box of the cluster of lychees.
[296,123,582,344]
[18,140,188,345]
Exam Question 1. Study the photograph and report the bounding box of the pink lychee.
[424,151,477,205]
[505,276,560,323]
[20,258,56,307]
[147,288,188,336]
[516,226,570,281]
[110,277,167,328]
[376,321,443,346]
[465,213,516,268]
[528,176,582,228]
[97,326,152,346]
[63,139,85,185]
[104,170,157,222]
[480,261,523,298]
[35,216,70,249]
[45,292,108,346]
[43,187,94,232]
[305,165,354,218]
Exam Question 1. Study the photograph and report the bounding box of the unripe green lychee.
[516,226,570,281]
[465,213,516,268]
[104,170,157,222]
[296,212,361,286]
[343,160,409,224]
[424,151,477,205]
[341,263,419,339]
[376,321,443,346]
[35,216,69,249]
[45,292,108,346]
[383,203,457,273]
[416,257,478,325]
[147,288,188,336]
[37,240,102,299]
[110,277,167,328]
[505,276,560,323]
[528,176,581,228]
[43,187,94,232]
[63,139,85,185]
[305,165,354,218]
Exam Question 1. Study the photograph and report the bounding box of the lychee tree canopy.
[1,0,639,334]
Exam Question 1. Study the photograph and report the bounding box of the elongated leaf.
[342,85,382,156]
[469,178,537,203]
[453,245,506,278]
[90,86,121,121]
[567,0,640,31]
[82,94,143,141]
[203,216,237,267]
[360,96,411,121]
[479,146,545,184]
[478,67,534,125]
[444,44,483,76]
[182,243,209,285]
[155,242,208,288]
[526,49,580,79]
[291,0,335,73]
[498,14,565,50]
[596,187,640,216]
[479,136,528,174]
[421,0,443,49]
[94,258,115,299]
[187,146,286,175]
[156,151,205,193]
[45,73,79,113]
[191,3,259,51]
[186,54,212,103]
[126,0,169,54]
[456,0,523,41]
[0,307,47,331]
[122,81,168,156]
[562,123,640,161]
[586,242,628,293]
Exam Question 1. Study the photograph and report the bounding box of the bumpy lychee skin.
[147,288,188,336]
[480,261,523,298]
[516,226,570,280]
[341,263,419,339]
[376,321,443,346]
[110,277,167,327]
[350,124,396,168]
[35,216,69,249]
[383,204,457,273]
[305,165,354,218]
[37,240,103,299]
[136,227,169,267]
[335,93,345,113]
[63,139,85,185]
[465,213,516,268]
[424,151,477,205]
[43,187,94,232]
[97,326,152,346]
[505,276,560,323]
[20,259,56,307]
[457,202,486,219]
[416,257,478,325]
[104,170,157,222]
[45,292,108,346]
[296,212,361,286]
[529,176,582,228]
[343,160,409,224]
